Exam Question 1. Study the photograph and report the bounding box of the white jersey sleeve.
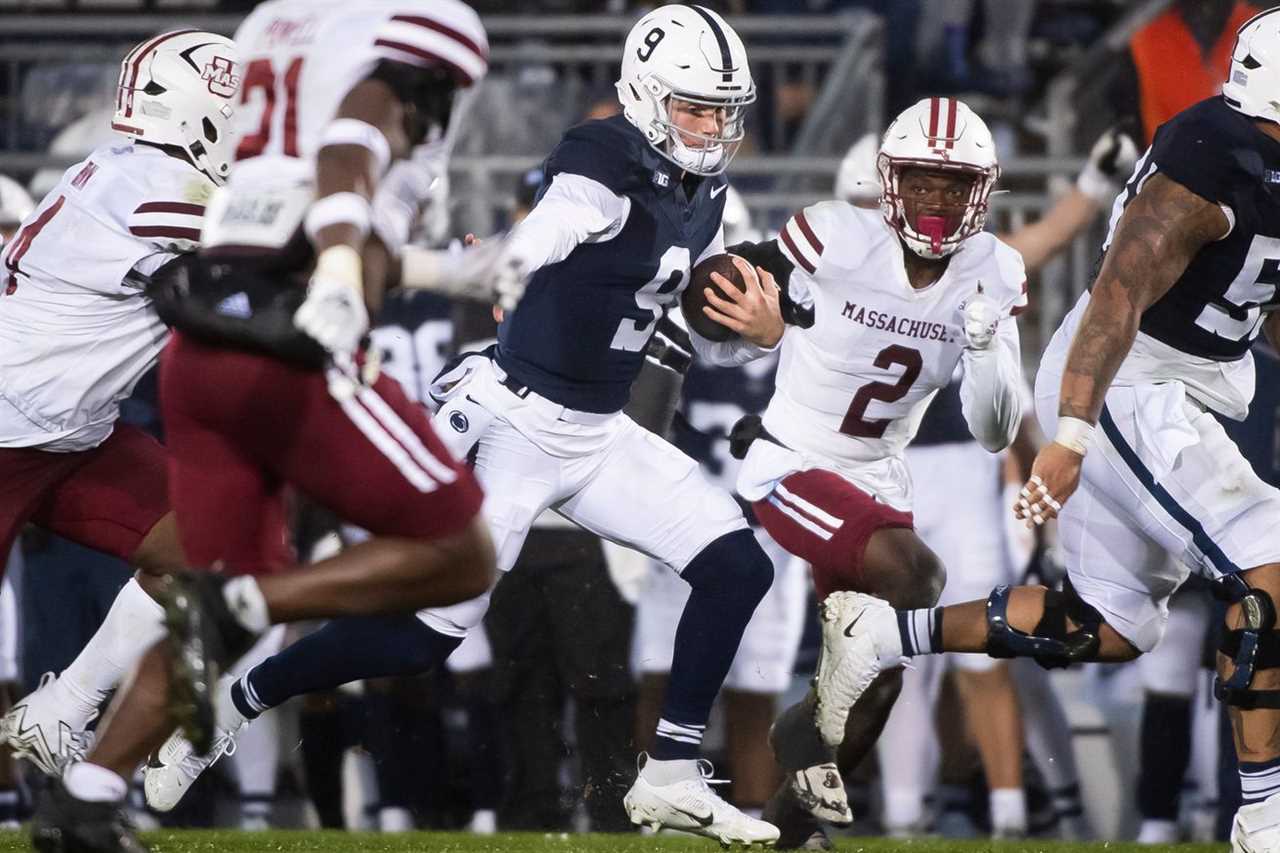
[957,237,1027,450]
[776,200,874,311]
[0,144,211,451]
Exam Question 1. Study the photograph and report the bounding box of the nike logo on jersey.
[843,613,864,638]
[710,185,728,199]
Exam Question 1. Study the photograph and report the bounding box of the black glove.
[727,239,814,328]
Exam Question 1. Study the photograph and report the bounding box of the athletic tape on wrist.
[314,244,363,291]
[1054,416,1094,457]
[319,118,392,176]
[305,192,372,243]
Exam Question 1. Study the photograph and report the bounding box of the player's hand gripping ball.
[681,254,785,347]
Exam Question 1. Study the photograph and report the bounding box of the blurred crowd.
[0,0,1277,845]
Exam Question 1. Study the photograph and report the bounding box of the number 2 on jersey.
[237,57,303,160]
[840,345,923,438]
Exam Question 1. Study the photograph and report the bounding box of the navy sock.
[654,529,773,760]
[1137,692,1192,819]
[237,614,462,714]
[1240,755,1280,805]
[897,608,944,657]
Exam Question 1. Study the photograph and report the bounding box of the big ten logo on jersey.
[201,55,240,98]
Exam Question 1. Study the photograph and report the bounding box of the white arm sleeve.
[687,324,781,367]
[959,317,1024,452]
[503,172,630,273]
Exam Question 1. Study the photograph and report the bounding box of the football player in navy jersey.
[823,10,1280,850]
[149,5,785,845]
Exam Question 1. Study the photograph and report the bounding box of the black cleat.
[159,573,257,754]
[763,783,832,851]
[30,781,147,853]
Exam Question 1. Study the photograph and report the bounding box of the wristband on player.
[319,118,392,176]
[313,244,364,293]
[1053,416,1094,457]
[305,192,372,243]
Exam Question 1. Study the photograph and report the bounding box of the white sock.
[989,787,1026,833]
[1137,818,1179,843]
[641,756,699,786]
[223,576,270,633]
[64,762,128,802]
[58,579,164,724]
[883,787,927,829]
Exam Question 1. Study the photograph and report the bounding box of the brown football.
[681,253,747,342]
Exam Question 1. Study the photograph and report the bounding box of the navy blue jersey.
[369,290,453,404]
[675,353,778,522]
[1107,97,1280,360]
[496,115,727,413]
[911,380,972,447]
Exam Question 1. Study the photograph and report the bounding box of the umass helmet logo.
[202,56,239,98]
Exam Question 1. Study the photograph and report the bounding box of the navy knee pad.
[682,528,774,604]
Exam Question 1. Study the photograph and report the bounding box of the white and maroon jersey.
[205,0,485,250]
[0,143,211,451]
[762,202,1026,508]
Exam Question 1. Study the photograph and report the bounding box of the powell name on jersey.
[497,114,728,414]
[767,201,1026,472]
[1106,96,1280,364]
[0,143,210,450]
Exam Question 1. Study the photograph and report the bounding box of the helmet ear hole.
[202,117,218,143]
[1243,54,1262,69]
[143,81,166,96]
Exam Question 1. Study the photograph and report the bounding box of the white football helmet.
[1223,7,1280,125]
[616,4,754,176]
[834,132,882,205]
[877,97,999,260]
[111,30,240,185]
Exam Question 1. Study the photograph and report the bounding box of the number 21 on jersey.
[237,57,304,160]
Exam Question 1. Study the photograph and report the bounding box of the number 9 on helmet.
[111,30,241,186]
[615,4,755,176]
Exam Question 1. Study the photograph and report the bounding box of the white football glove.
[1076,127,1139,206]
[492,252,530,314]
[294,245,369,355]
[961,285,1000,350]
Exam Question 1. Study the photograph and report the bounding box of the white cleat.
[143,677,248,812]
[624,754,780,846]
[786,763,852,826]
[1233,792,1280,853]
[0,672,95,775]
[814,592,903,747]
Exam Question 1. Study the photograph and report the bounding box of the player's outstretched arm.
[1015,174,1229,526]
[294,78,407,354]
[1060,173,1228,423]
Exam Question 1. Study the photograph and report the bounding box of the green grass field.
[0,831,1230,853]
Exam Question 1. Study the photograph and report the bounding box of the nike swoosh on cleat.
[675,805,715,827]
[843,613,864,638]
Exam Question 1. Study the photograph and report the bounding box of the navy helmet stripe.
[689,5,734,83]
[1098,406,1240,575]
